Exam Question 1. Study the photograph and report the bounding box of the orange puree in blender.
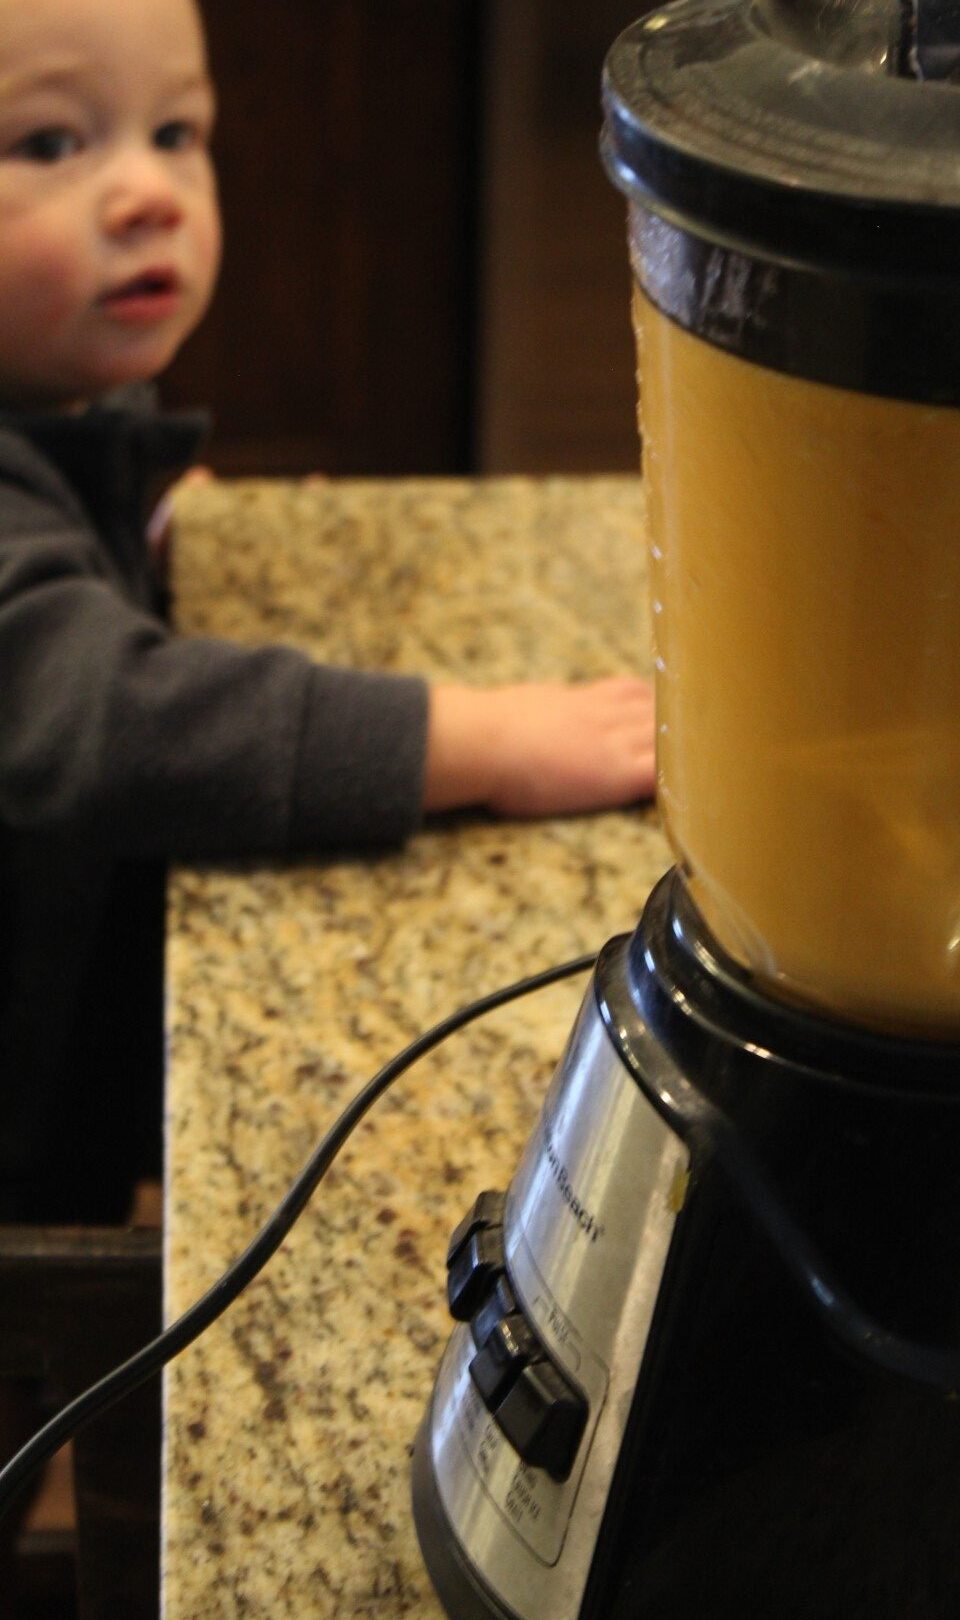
[635,289,960,1036]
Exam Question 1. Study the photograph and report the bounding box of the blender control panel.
[445,1189,591,1485]
[438,1187,608,1566]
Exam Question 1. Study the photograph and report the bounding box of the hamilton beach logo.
[542,1122,605,1244]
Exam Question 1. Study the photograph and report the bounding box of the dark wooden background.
[163,0,646,475]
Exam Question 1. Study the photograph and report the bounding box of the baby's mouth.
[100,269,181,319]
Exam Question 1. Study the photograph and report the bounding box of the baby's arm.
[424,676,656,817]
[158,473,655,822]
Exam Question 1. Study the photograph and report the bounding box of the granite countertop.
[163,476,671,1618]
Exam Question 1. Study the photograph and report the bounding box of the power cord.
[0,950,595,1518]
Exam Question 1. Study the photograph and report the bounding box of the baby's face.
[0,0,222,409]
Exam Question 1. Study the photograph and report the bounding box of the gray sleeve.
[0,484,429,858]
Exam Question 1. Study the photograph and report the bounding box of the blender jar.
[603,0,960,1035]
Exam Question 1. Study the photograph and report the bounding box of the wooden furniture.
[0,1228,162,1620]
[477,0,647,471]
[163,1,645,475]
[164,1,482,475]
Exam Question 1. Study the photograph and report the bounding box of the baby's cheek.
[18,239,85,326]
[0,218,86,332]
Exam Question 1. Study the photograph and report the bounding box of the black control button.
[443,1189,587,1482]
[468,1312,538,1409]
[445,1190,506,1270]
[493,1357,588,1483]
[446,1225,506,1322]
[470,1272,518,1351]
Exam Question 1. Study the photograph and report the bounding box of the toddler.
[0,0,655,1223]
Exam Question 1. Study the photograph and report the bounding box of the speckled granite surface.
[163,477,670,1618]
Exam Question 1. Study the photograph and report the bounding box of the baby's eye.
[10,126,83,163]
[154,120,201,152]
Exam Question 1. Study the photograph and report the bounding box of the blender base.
[412,1405,518,1620]
[413,870,960,1620]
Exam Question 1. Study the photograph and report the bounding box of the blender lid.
[602,0,960,272]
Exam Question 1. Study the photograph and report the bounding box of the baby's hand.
[146,465,216,582]
[424,677,656,818]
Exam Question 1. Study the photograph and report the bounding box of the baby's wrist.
[422,684,503,812]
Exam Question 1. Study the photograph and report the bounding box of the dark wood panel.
[163,1,482,475]
[0,1228,162,1620]
[162,2,655,477]
[477,0,647,472]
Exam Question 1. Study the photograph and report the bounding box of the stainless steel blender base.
[412,1403,519,1620]
[411,927,687,1620]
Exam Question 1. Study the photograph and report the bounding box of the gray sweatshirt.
[0,388,428,1219]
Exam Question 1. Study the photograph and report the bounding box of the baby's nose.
[101,149,184,237]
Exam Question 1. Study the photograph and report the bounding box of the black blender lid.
[602,0,960,273]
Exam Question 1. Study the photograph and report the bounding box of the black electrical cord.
[0,950,595,1519]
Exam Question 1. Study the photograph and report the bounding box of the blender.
[412,0,960,1614]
